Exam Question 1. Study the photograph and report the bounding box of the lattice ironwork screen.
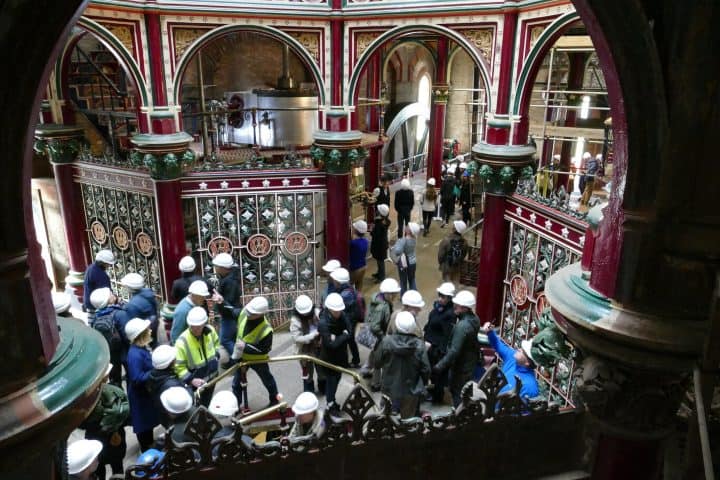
[80,183,163,298]
[500,221,581,408]
[184,190,324,328]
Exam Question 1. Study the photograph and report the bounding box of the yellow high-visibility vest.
[237,310,273,361]
[174,326,220,380]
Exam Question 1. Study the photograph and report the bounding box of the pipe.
[277,44,294,90]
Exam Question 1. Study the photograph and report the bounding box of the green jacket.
[435,311,480,385]
[368,293,392,340]
[81,383,130,434]
[376,333,431,398]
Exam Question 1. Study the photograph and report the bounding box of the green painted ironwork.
[477,163,534,195]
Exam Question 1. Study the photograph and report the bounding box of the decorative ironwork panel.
[500,221,580,408]
[185,190,323,327]
[80,182,162,298]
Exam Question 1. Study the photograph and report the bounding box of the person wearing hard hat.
[424,282,458,404]
[329,267,362,368]
[439,170,457,228]
[438,220,468,284]
[52,291,73,318]
[66,439,103,480]
[421,177,438,236]
[361,278,401,391]
[89,287,125,385]
[83,249,115,312]
[349,219,369,293]
[318,293,352,413]
[121,272,159,347]
[376,311,431,418]
[175,306,220,407]
[79,363,128,479]
[289,392,325,439]
[370,204,391,283]
[125,317,161,451]
[387,289,425,337]
[231,296,279,409]
[209,390,239,438]
[290,295,323,393]
[375,173,391,207]
[147,344,188,427]
[459,172,472,223]
[432,290,481,407]
[170,280,210,344]
[481,321,540,404]
[211,252,242,365]
[159,386,196,446]
[390,222,419,295]
[319,258,341,306]
[581,152,601,206]
[170,255,207,304]
[394,178,414,240]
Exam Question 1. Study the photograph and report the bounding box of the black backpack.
[92,309,121,349]
[446,238,465,267]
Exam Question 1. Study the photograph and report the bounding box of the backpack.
[446,238,465,267]
[341,286,366,324]
[92,308,121,351]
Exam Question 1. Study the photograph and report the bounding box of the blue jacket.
[170,296,196,344]
[125,288,158,321]
[349,237,369,270]
[83,262,111,310]
[126,344,160,433]
[487,330,540,402]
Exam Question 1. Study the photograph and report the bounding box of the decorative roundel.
[509,274,529,310]
[245,233,273,259]
[283,231,309,256]
[207,236,233,258]
[112,226,130,251]
[135,232,154,257]
[90,220,107,245]
[535,292,548,318]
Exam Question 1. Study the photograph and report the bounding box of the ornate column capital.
[129,132,195,180]
[472,142,536,195]
[431,83,450,104]
[311,130,366,175]
[33,124,87,164]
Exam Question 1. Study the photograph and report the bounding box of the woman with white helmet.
[362,278,401,391]
[290,294,324,393]
[349,219,369,292]
[318,293,352,413]
[421,177,438,236]
[390,222,420,294]
[370,204,391,282]
[424,282,457,404]
[289,391,325,439]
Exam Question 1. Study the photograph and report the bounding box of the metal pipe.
[538,89,608,96]
[530,104,611,111]
[693,366,716,480]
[236,401,289,425]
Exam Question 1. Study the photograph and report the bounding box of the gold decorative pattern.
[458,28,494,63]
[529,25,545,51]
[102,23,135,57]
[173,27,212,62]
[286,31,321,66]
[356,32,382,63]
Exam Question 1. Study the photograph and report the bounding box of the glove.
[231,339,245,360]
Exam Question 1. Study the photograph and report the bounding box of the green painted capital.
[129,148,195,180]
[310,144,367,175]
[34,124,87,164]
[432,84,451,104]
[472,142,536,195]
[477,163,534,195]
[530,306,572,368]
[64,270,85,288]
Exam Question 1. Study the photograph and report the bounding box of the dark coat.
[376,333,430,398]
[424,301,456,363]
[440,177,456,203]
[394,189,414,216]
[170,273,208,304]
[376,186,391,207]
[370,216,390,260]
[126,288,158,321]
[83,262,111,310]
[437,231,468,275]
[147,368,188,427]
[435,311,480,392]
[126,345,160,433]
[318,308,352,369]
[217,267,242,322]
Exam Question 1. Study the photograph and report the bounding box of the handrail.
[196,354,363,401]
[236,401,289,425]
[693,366,715,480]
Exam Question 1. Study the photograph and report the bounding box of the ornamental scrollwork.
[130,148,195,180]
[34,137,88,164]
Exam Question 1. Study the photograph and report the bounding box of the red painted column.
[428,38,449,185]
[495,9,518,116]
[325,173,351,266]
[475,193,509,322]
[145,10,166,108]
[154,179,186,297]
[330,0,343,108]
[368,53,381,132]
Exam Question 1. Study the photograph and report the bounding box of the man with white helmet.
[349,219,369,292]
[439,170,457,227]
[66,439,103,480]
[289,392,325,439]
[320,258,341,304]
[89,287,125,385]
[159,386,196,445]
[209,390,240,438]
[387,289,425,337]
[83,249,115,312]
[361,278,401,390]
[211,252,242,365]
[438,220,468,284]
[433,290,481,407]
[394,178,414,239]
[121,272,159,346]
[376,311,431,418]
[391,222,420,294]
[318,292,352,413]
[375,173,391,207]
[424,282,457,403]
[170,280,210,344]
[290,294,323,393]
[147,344,187,427]
[329,267,362,368]
[370,204,391,282]
[231,296,279,409]
[175,306,220,407]
[170,255,207,304]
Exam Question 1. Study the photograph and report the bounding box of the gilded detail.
[529,25,545,51]
[173,27,212,62]
[458,28,494,63]
[102,23,135,58]
[356,32,382,62]
[286,31,321,66]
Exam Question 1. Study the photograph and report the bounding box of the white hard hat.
[330,267,350,284]
[89,287,112,310]
[379,278,401,294]
[436,282,456,297]
[160,386,194,415]
[52,292,71,314]
[401,290,425,308]
[453,220,467,235]
[583,152,592,159]
[453,290,476,308]
[188,280,210,297]
[401,178,411,190]
[407,222,421,237]
[152,345,177,370]
[395,311,416,335]
[178,256,196,272]
[121,272,145,290]
[322,259,341,273]
[596,153,603,160]
[521,339,537,366]
[459,162,468,169]
[377,204,389,217]
[125,318,151,343]
[292,391,319,415]
[353,220,368,234]
[187,306,209,326]
[448,164,457,174]
[67,439,103,475]
[427,178,436,186]
[324,292,345,311]
[95,249,115,265]
[246,296,269,315]
[212,252,235,268]
[372,187,381,197]
[209,390,239,417]
[553,154,561,160]
[294,295,313,315]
